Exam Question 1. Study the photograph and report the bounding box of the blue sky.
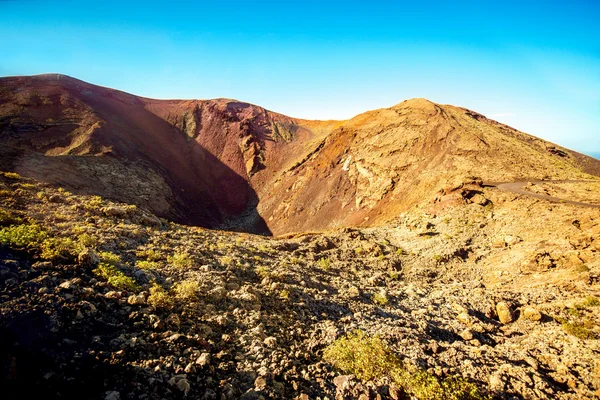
[1,0,599,155]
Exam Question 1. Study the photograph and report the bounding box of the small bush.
[317,257,331,270]
[220,256,233,266]
[84,195,103,211]
[0,224,47,248]
[36,191,48,201]
[148,283,174,309]
[324,330,400,381]
[0,209,22,226]
[98,251,121,265]
[136,260,159,270]
[173,279,200,301]
[256,265,270,279]
[136,248,162,261]
[2,172,21,180]
[373,291,389,306]
[580,296,600,308]
[168,252,194,268]
[93,263,139,292]
[562,321,597,340]
[77,233,97,248]
[40,237,82,261]
[324,330,487,400]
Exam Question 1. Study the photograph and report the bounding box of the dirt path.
[485,180,600,209]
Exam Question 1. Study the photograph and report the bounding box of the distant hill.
[1,74,599,235]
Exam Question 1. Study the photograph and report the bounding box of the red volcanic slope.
[1,74,599,235]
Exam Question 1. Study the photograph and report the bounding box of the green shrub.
[77,233,97,248]
[0,209,22,226]
[256,265,270,279]
[173,279,200,301]
[98,251,121,265]
[219,255,233,266]
[373,291,389,306]
[168,252,194,268]
[317,257,331,270]
[324,330,400,381]
[83,195,103,211]
[2,172,21,180]
[580,296,600,308]
[562,321,597,340]
[93,263,139,292]
[324,330,486,400]
[389,271,401,280]
[40,237,82,261]
[0,224,47,248]
[136,260,159,270]
[136,248,162,261]
[147,283,174,308]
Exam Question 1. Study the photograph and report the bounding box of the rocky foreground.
[1,171,599,399]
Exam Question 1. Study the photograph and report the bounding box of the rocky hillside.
[1,170,600,399]
[2,74,599,235]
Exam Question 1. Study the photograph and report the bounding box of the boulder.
[496,302,513,324]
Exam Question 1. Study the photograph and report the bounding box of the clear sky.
[1,0,599,155]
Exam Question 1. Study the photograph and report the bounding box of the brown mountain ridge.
[1,73,599,235]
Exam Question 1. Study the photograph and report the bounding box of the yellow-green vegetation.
[561,320,597,340]
[136,248,163,261]
[40,237,82,261]
[147,283,174,309]
[323,330,399,381]
[396,248,405,255]
[36,191,48,201]
[2,172,21,180]
[256,265,270,279]
[173,279,200,301]
[556,296,600,339]
[77,233,97,248]
[288,256,302,265]
[168,252,194,268]
[84,195,103,211]
[317,257,331,270]
[98,251,121,265]
[0,208,22,226]
[93,263,139,292]
[136,260,159,270]
[433,254,444,263]
[0,224,47,248]
[324,331,486,400]
[372,291,389,306]
[577,296,600,308]
[279,289,290,300]
[220,256,233,266]
[389,270,401,280]
[56,187,72,196]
